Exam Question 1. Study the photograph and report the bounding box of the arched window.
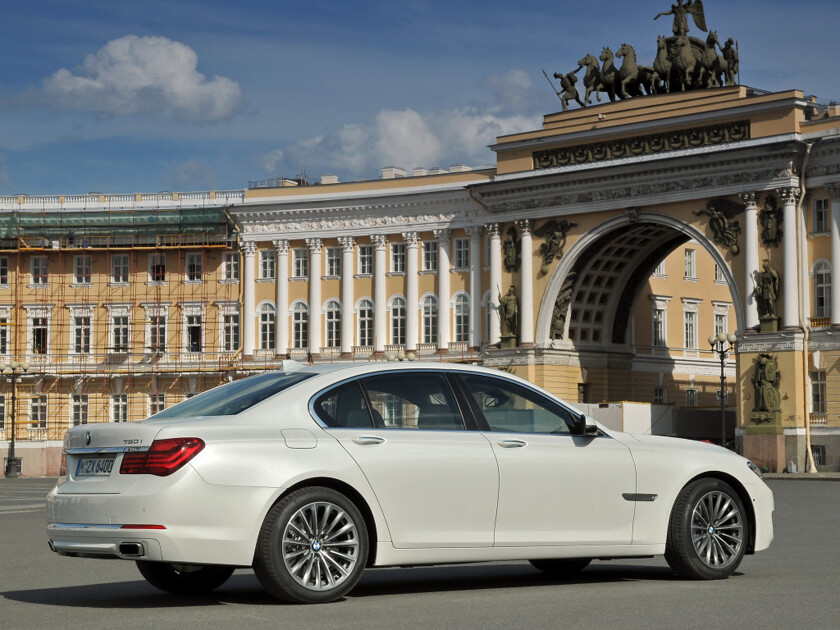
[814,261,831,318]
[422,296,437,344]
[259,303,275,350]
[391,297,406,345]
[292,303,308,349]
[358,299,373,347]
[325,300,341,348]
[454,294,470,342]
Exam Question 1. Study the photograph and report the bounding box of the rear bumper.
[47,524,165,560]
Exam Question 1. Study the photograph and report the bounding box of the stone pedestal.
[759,316,778,334]
[743,432,785,472]
[500,334,517,349]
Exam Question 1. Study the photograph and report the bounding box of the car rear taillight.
[120,438,205,476]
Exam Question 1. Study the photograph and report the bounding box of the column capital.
[776,187,800,205]
[372,234,389,249]
[305,237,323,253]
[402,231,420,247]
[338,236,356,252]
[272,239,289,255]
[485,223,501,238]
[241,241,257,256]
[739,192,757,207]
[826,181,840,200]
[433,228,451,241]
[464,225,482,238]
[515,219,532,235]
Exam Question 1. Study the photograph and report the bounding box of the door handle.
[352,436,386,446]
[497,439,528,448]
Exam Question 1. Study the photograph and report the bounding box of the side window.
[362,372,464,430]
[460,374,578,434]
[313,381,375,429]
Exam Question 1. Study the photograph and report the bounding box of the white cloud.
[42,35,242,121]
[375,109,442,169]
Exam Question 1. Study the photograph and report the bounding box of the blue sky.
[0,0,837,195]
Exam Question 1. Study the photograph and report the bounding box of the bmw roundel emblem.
[84,432,91,446]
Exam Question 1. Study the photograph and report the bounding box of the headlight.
[747,460,763,479]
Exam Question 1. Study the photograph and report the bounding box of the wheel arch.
[683,472,757,554]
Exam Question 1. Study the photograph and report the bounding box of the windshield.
[150,371,315,419]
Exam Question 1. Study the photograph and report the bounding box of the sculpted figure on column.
[498,286,519,338]
[753,259,779,322]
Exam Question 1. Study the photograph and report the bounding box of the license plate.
[76,456,116,477]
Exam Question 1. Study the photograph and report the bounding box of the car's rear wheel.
[136,561,235,595]
[528,558,591,576]
[665,478,748,580]
[254,486,369,604]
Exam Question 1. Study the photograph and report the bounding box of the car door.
[314,370,499,549]
[457,373,637,547]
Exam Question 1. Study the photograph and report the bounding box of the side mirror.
[581,414,599,437]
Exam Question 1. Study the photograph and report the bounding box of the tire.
[665,478,748,580]
[136,561,234,595]
[529,558,591,576]
[254,486,369,604]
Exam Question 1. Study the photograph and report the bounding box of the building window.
[186,252,203,282]
[111,394,128,422]
[292,303,308,349]
[150,393,166,416]
[259,304,276,350]
[811,444,827,467]
[814,198,829,234]
[653,308,667,347]
[453,239,470,269]
[714,312,727,336]
[0,316,8,355]
[150,316,166,352]
[391,297,406,345]
[0,257,8,286]
[32,317,48,354]
[292,249,308,279]
[684,249,696,279]
[326,247,341,277]
[391,243,406,273]
[653,260,666,277]
[325,300,341,348]
[223,313,240,352]
[684,310,698,350]
[654,386,667,404]
[685,388,698,408]
[30,395,47,429]
[814,261,831,319]
[811,370,827,414]
[223,252,239,281]
[422,241,438,272]
[186,315,202,352]
[715,263,726,283]
[111,254,129,284]
[358,245,373,275]
[149,252,166,283]
[71,394,89,426]
[358,299,373,347]
[112,316,129,352]
[454,294,470,342]
[0,394,5,430]
[421,296,437,344]
[259,249,275,280]
[31,255,48,285]
[73,316,91,354]
[74,255,92,284]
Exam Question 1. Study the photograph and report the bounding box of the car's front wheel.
[529,558,591,576]
[665,478,748,580]
[136,561,235,595]
[254,486,369,604]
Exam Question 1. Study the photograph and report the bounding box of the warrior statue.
[752,354,781,414]
[498,286,519,338]
[753,260,779,320]
[654,0,707,37]
[553,69,585,112]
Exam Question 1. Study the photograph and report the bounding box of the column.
[829,184,840,326]
[778,187,800,329]
[373,235,388,352]
[740,192,760,330]
[273,239,289,356]
[242,241,256,357]
[517,219,534,345]
[487,223,502,346]
[404,232,420,351]
[339,236,355,355]
[467,227,481,348]
[306,238,322,355]
[435,229,451,350]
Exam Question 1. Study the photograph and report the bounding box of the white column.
[306,238,322,355]
[740,192,760,330]
[779,187,800,329]
[829,184,840,326]
[468,227,481,348]
[404,232,420,351]
[273,239,289,356]
[487,223,502,345]
[242,241,256,357]
[373,235,388,352]
[435,229,451,350]
[339,236,355,354]
[517,220,534,345]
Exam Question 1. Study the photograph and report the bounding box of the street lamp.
[3,361,30,478]
[708,333,737,450]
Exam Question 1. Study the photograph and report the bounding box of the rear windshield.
[149,371,315,419]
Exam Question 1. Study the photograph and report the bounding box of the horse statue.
[653,35,673,93]
[599,47,620,101]
[698,30,723,88]
[672,35,698,91]
[577,54,605,105]
[615,43,656,98]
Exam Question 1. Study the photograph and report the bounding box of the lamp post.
[708,333,737,450]
[3,361,30,478]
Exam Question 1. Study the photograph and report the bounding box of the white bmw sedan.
[47,361,773,604]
